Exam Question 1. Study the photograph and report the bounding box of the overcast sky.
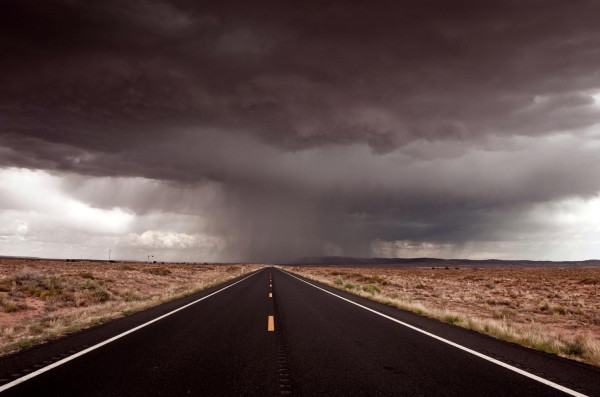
[1,0,600,262]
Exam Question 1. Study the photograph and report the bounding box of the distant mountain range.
[0,255,41,260]
[2,254,599,268]
[292,256,600,268]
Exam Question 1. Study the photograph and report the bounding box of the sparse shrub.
[119,289,142,302]
[143,268,172,276]
[333,278,343,286]
[9,270,64,300]
[566,341,585,356]
[578,277,600,285]
[11,267,43,284]
[90,317,111,325]
[13,338,39,350]
[494,308,517,319]
[51,291,76,307]
[553,305,567,315]
[0,279,11,292]
[381,299,399,308]
[80,280,111,304]
[79,272,95,279]
[30,277,63,300]
[0,295,25,313]
[344,283,357,290]
[350,273,388,285]
[4,301,18,313]
[93,288,110,302]
[362,284,381,294]
[566,337,586,356]
[444,315,460,324]
[28,324,45,335]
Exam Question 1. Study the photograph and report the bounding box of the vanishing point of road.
[0,268,598,396]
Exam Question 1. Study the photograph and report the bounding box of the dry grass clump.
[0,259,262,355]
[286,266,600,367]
[142,267,172,276]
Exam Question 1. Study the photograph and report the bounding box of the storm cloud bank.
[1,1,600,261]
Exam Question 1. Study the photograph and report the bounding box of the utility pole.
[108,249,111,261]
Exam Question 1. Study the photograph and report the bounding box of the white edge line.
[281,270,588,397]
[0,270,262,393]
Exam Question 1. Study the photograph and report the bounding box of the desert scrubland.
[285,265,600,367]
[0,259,260,356]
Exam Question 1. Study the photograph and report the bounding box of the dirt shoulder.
[0,259,262,356]
[284,265,600,367]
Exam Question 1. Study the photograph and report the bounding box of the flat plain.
[285,265,600,367]
[2,258,599,369]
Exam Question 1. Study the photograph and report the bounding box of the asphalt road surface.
[0,267,598,396]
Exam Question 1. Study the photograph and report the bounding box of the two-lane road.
[1,267,598,396]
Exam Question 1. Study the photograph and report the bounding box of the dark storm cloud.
[3,0,600,155]
[2,0,600,260]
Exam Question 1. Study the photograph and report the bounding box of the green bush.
[444,315,461,324]
[566,339,585,356]
[0,296,20,313]
[362,284,381,294]
[81,280,111,303]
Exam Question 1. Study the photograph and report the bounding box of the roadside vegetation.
[0,259,260,356]
[285,266,600,367]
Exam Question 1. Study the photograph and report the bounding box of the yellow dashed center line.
[268,316,275,331]
[269,292,272,298]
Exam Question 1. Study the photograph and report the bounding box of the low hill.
[291,256,600,268]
